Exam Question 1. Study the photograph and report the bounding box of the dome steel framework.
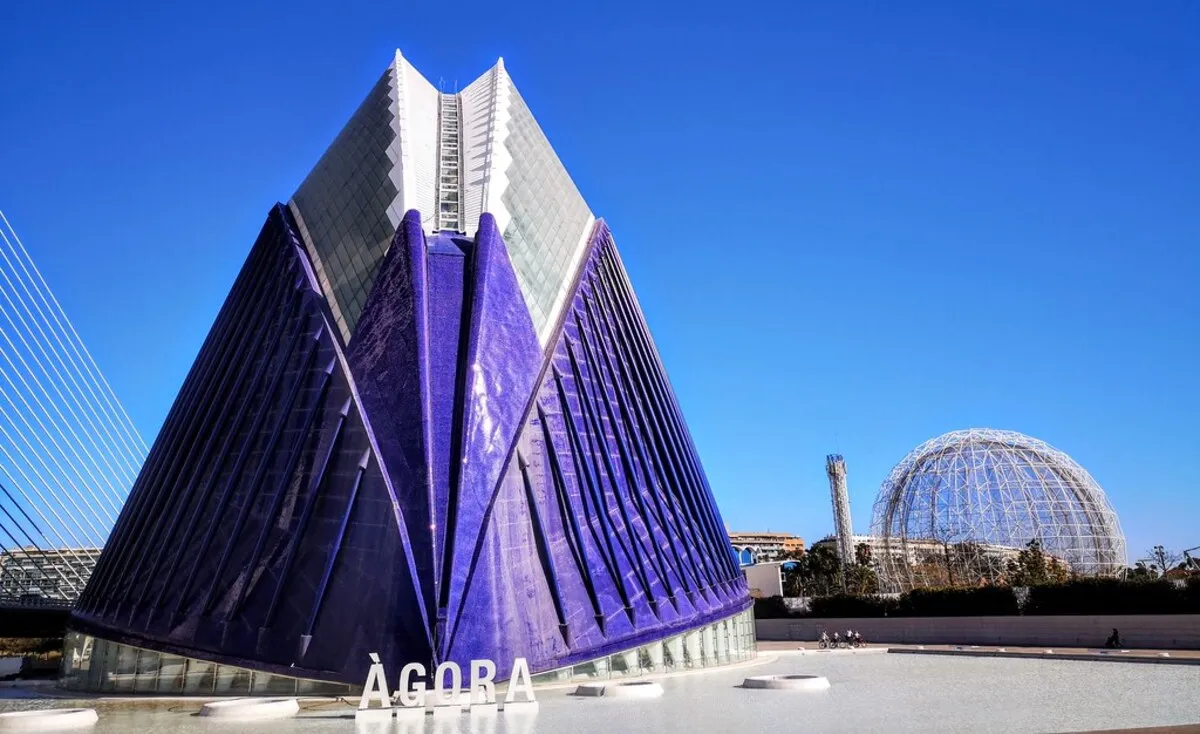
[869,428,1126,592]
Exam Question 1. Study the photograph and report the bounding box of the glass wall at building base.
[531,608,756,685]
[62,609,754,694]
[58,632,355,696]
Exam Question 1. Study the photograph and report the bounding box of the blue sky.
[1,1,1197,560]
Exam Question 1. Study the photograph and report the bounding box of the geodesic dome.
[869,428,1126,592]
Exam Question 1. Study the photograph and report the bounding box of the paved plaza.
[756,641,1200,665]
[2,649,1199,733]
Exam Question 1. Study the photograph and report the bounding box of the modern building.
[809,534,1028,574]
[728,531,805,565]
[0,547,103,605]
[870,428,1122,592]
[62,52,751,695]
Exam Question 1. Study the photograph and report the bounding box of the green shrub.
[808,593,895,618]
[753,595,790,619]
[1024,579,1189,615]
[896,586,1019,617]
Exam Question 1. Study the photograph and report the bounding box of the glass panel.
[717,621,729,664]
[183,660,216,695]
[60,632,87,687]
[134,650,159,692]
[252,672,298,695]
[609,650,637,678]
[214,665,251,695]
[88,637,111,691]
[683,629,701,669]
[664,635,684,671]
[700,626,715,667]
[157,655,186,694]
[531,666,572,685]
[570,657,608,680]
[641,640,664,674]
[110,644,137,692]
[296,678,354,696]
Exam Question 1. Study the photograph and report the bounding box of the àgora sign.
[358,653,537,712]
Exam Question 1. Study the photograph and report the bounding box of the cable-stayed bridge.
[0,209,146,608]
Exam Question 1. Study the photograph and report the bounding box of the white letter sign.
[504,657,536,704]
[432,661,462,706]
[469,658,497,704]
[358,652,390,710]
[395,662,427,709]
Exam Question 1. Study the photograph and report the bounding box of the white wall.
[756,615,1200,650]
[744,565,783,598]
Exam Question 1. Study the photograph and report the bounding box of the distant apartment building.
[728,531,805,564]
[811,534,1026,566]
[808,534,1065,591]
[0,547,103,604]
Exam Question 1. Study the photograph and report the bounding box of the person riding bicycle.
[854,630,864,646]
[832,631,841,647]
[818,630,830,646]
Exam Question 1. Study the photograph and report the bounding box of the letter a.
[359,652,391,709]
[504,657,536,704]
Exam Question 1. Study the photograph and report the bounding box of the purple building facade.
[63,53,750,694]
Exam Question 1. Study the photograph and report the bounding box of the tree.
[1006,539,1069,587]
[941,542,1007,587]
[854,542,873,568]
[1126,561,1156,581]
[1148,545,1183,577]
[779,541,882,598]
[780,543,841,598]
[846,542,879,594]
[845,563,879,595]
[806,543,844,597]
[911,549,952,588]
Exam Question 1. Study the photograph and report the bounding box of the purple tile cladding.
[71,205,432,685]
[442,221,748,678]
[70,205,747,688]
[343,209,440,624]
[437,213,544,659]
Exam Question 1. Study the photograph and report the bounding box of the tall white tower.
[826,454,854,565]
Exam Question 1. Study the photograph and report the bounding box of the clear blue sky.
[1,1,1197,561]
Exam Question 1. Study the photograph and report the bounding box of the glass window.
[570,657,608,680]
[214,665,252,695]
[87,637,112,691]
[683,629,701,669]
[183,660,216,695]
[111,644,137,693]
[296,678,355,696]
[157,655,187,694]
[609,650,638,678]
[134,650,159,693]
[252,672,298,695]
[664,635,684,670]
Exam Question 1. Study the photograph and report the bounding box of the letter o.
[433,661,462,706]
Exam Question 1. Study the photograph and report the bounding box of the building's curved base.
[59,609,755,695]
